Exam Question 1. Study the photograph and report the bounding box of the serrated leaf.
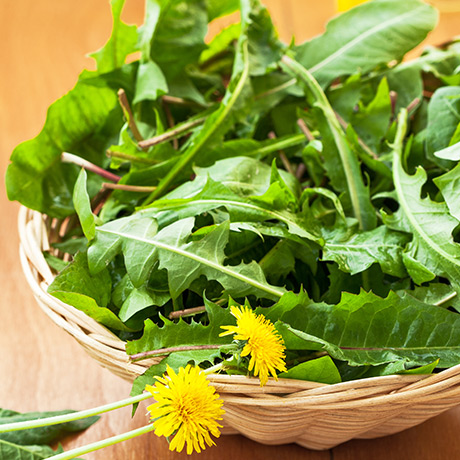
[142,178,321,243]
[295,0,438,87]
[89,216,286,300]
[322,225,409,277]
[385,111,460,286]
[276,290,460,368]
[433,163,460,221]
[126,298,233,355]
[6,81,120,218]
[89,0,138,74]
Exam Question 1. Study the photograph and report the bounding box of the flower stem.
[0,393,152,434]
[47,424,156,460]
[106,149,158,165]
[102,182,157,193]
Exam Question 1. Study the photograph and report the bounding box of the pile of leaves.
[7,0,460,388]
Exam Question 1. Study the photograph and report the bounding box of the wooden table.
[1,1,460,458]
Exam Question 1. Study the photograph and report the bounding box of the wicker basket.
[18,205,460,450]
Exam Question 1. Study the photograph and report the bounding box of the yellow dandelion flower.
[145,364,224,455]
[220,305,287,386]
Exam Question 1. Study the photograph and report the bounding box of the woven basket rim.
[18,205,460,450]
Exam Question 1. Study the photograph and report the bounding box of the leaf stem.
[0,393,152,434]
[169,305,207,319]
[102,183,157,193]
[129,344,224,362]
[268,131,295,175]
[297,118,315,141]
[46,424,156,460]
[61,153,120,182]
[138,116,207,150]
[256,134,306,159]
[118,88,144,142]
[106,149,158,165]
[434,291,458,307]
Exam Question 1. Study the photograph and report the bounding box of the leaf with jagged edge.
[89,0,138,74]
[295,0,437,88]
[274,290,460,368]
[88,216,286,301]
[126,298,234,356]
[383,110,460,286]
[322,225,410,277]
[140,178,321,244]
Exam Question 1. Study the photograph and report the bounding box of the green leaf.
[142,0,208,77]
[322,225,409,277]
[126,298,233,355]
[73,169,100,241]
[6,80,120,218]
[89,0,138,74]
[0,440,58,459]
[279,356,341,384]
[350,77,392,151]
[168,156,300,199]
[295,0,438,87]
[142,178,321,243]
[242,0,285,76]
[426,86,460,165]
[133,60,168,104]
[89,216,286,300]
[144,1,255,202]
[434,162,460,222]
[282,56,376,231]
[385,110,460,286]
[0,409,99,446]
[276,290,460,368]
[206,0,239,21]
[400,284,460,311]
[48,252,132,331]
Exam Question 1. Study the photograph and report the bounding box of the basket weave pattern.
[19,205,460,450]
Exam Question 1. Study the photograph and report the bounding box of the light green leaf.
[279,356,342,384]
[133,60,168,104]
[6,81,120,218]
[282,56,376,231]
[322,225,409,277]
[48,252,132,331]
[89,216,286,300]
[426,86,460,165]
[434,163,460,221]
[385,110,460,286]
[295,0,438,87]
[73,169,100,241]
[142,178,321,243]
[89,0,138,73]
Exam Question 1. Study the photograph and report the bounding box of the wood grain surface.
[1,1,460,458]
